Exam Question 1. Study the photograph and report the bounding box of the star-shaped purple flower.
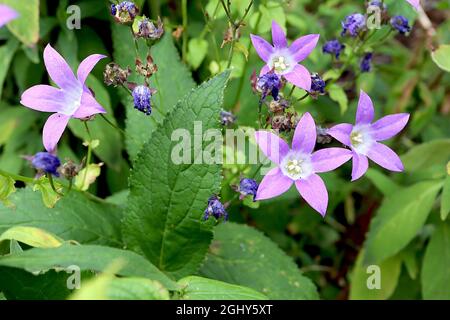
[327,90,410,181]
[250,21,319,91]
[0,4,18,28]
[20,44,107,152]
[255,112,352,216]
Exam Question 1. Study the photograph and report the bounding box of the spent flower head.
[327,90,409,181]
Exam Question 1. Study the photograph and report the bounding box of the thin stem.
[47,174,64,197]
[181,0,188,62]
[100,114,126,136]
[82,122,93,191]
[0,169,35,184]
[297,92,309,102]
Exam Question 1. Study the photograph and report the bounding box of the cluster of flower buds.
[30,152,61,177]
[111,1,139,24]
[104,63,131,87]
[309,73,326,99]
[135,55,158,78]
[220,110,237,126]
[203,196,228,221]
[127,84,157,116]
[235,178,259,201]
[133,16,164,40]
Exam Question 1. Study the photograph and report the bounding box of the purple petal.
[0,4,18,28]
[356,90,375,125]
[370,113,409,141]
[77,54,107,85]
[255,131,290,164]
[327,123,353,147]
[259,65,271,76]
[406,0,420,9]
[295,174,328,217]
[20,85,67,113]
[283,64,311,91]
[255,167,293,200]
[43,113,70,152]
[367,142,404,172]
[289,34,320,63]
[292,112,316,154]
[72,92,106,119]
[271,20,287,48]
[250,34,274,63]
[311,148,352,173]
[351,151,369,181]
[44,44,79,91]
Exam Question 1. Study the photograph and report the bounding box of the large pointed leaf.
[0,38,19,98]
[0,0,39,46]
[111,25,195,159]
[0,244,177,290]
[123,72,230,279]
[199,223,318,300]
[0,188,123,247]
[421,223,450,299]
[364,180,443,264]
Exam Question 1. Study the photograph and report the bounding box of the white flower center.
[350,131,364,146]
[280,152,313,181]
[350,126,373,155]
[269,50,294,75]
[272,56,289,73]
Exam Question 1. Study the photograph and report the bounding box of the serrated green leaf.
[199,223,318,300]
[0,244,178,290]
[0,188,123,247]
[364,180,443,264]
[123,71,230,279]
[0,0,39,46]
[421,223,450,299]
[431,44,450,72]
[349,250,401,300]
[111,26,195,159]
[178,276,267,300]
[0,226,63,248]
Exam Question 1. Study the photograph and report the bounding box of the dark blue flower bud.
[31,152,61,176]
[341,13,366,37]
[238,178,259,201]
[323,40,345,59]
[310,73,326,97]
[204,196,228,221]
[220,110,237,126]
[256,72,281,101]
[132,85,152,115]
[360,53,373,73]
[390,16,411,35]
[111,1,139,24]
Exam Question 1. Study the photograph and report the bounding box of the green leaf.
[74,163,103,191]
[0,226,63,248]
[177,276,267,300]
[431,44,450,72]
[123,71,230,279]
[364,180,443,264]
[0,188,123,248]
[0,0,39,46]
[0,244,178,290]
[365,168,400,196]
[0,174,15,208]
[441,174,450,220]
[328,83,348,113]
[111,26,195,159]
[401,139,450,172]
[187,38,209,69]
[0,38,19,99]
[421,223,450,299]
[199,223,318,300]
[349,250,402,300]
[32,178,62,208]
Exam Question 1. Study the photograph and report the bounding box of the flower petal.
[356,90,374,125]
[43,44,79,91]
[289,34,320,62]
[292,112,316,154]
[311,148,352,173]
[250,34,274,62]
[295,174,328,216]
[77,54,107,85]
[43,113,70,152]
[327,123,353,146]
[351,150,369,181]
[0,4,18,28]
[271,20,287,48]
[367,142,404,172]
[72,91,106,119]
[406,0,420,9]
[255,131,290,164]
[259,65,271,76]
[255,167,293,200]
[20,85,67,113]
[283,64,311,91]
[370,113,409,141]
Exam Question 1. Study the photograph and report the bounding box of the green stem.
[82,122,93,190]
[47,174,64,197]
[0,169,35,184]
[181,0,188,62]
[100,114,126,136]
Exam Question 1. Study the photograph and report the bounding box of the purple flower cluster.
[390,16,411,34]
[31,152,61,176]
[132,85,152,115]
[322,40,345,59]
[204,196,228,221]
[256,72,282,101]
[111,1,139,23]
[341,14,366,37]
[238,178,259,201]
